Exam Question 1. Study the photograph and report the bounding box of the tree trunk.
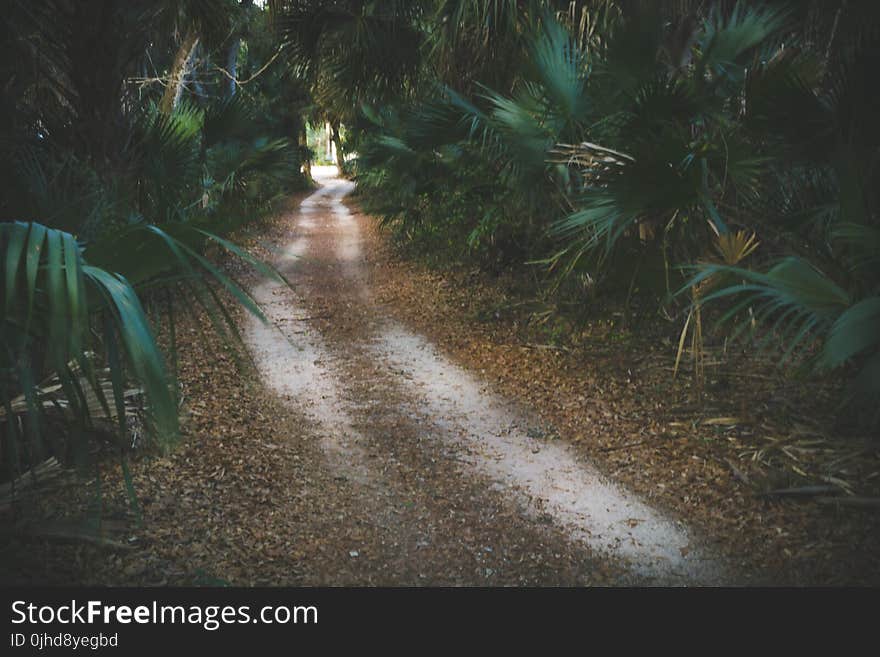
[192,44,206,100]
[330,120,344,172]
[325,122,333,161]
[159,29,200,114]
[823,0,847,79]
[224,38,241,98]
[299,123,313,182]
[224,0,254,98]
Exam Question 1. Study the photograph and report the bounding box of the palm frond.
[1,221,179,473]
[698,1,788,86]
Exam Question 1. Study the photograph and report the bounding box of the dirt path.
[243,168,730,585]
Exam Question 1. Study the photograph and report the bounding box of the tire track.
[243,167,728,585]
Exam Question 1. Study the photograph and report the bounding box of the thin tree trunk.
[192,44,206,100]
[823,0,846,79]
[224,38,240,98]
[330,120,344,171]
[299,123,313,182]
[325,122,332,161]
[224,0,253,98]
[160,29,200,114]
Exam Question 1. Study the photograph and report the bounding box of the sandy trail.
[243,167,727,585]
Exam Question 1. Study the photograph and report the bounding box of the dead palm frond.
[674,229,760,394]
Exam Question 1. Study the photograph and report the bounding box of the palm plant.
[1,221,175,506]
[0,1,301,515]
[354,10,597,262]
[358,3,784,265]
[549,2,786,270]
[685,12,880,420]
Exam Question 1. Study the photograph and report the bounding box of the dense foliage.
[1,0,309,497]
[336,0,880,426]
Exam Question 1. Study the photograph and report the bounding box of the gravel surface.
[241,169,727,585]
